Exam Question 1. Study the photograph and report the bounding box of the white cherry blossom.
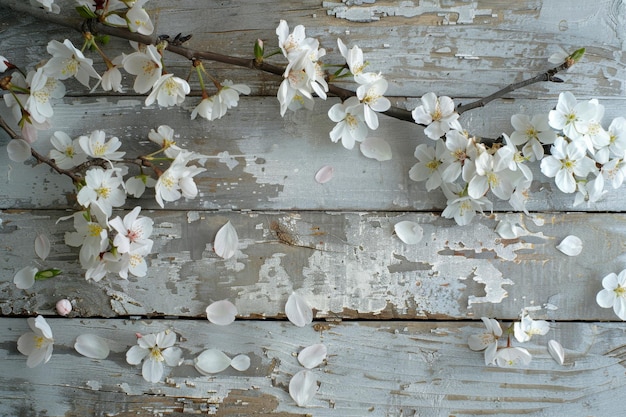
[409,139,451,191]
[145,74,190,107]
[78,129,125,160]
[154,151,206,208]
[513,312,550,343]
[49,131,87,169]
[17,315,54,368]
[356,78,391,130]
[548,91,595,140]
[43,39,101,88]
[412,92,462,140]
[123,45,162,94]
[109,206,153,254]
[126,0,154,35]
[596,270,626,320]
[468,317,502,365]
[510,113,556,160]
[540,136,596,194]
[126,331,183,383]
[494,347,532,368]
[76,167,126,217]
[328,97,368,149]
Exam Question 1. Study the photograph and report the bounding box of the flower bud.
[254,39,264,63]
[56,299,72,316]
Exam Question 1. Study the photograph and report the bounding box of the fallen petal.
[314,165,334,184]
[360,137,392,161]
[548,339,565,365]
[298,343,327,369]
[34,234,51,261]
[230,354,251,371]
[556,235,583,256]
[194,349,231,374]
[214,221,238,259]
[495,221,525,239]
[14,266,38,289]
[74,334,110,359]
[394,221,423,244]
[289,369,317,407]
[7,139,31,162]
[205,300,238,326]
[285,293,313,327]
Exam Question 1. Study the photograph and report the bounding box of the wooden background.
[1,0,626,415]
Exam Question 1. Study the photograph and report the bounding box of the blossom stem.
[0,0,571,126]
[0,115,83,183]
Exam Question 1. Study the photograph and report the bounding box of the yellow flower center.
[150,346,164,362]
[615,285,626,298]
[96,186,110,199]
[161,175,176,190]
[426,160,441,171]
[561,158,575,171]
[35,336,45,349]
[346,114,358,128]
[88,223,103,237]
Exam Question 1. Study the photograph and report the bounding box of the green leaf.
[95,35,110,46]
[75,5,97,19]
[35,269,62,280]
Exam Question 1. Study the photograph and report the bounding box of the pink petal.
[34,234,51,261]
[314,165,334,184]
[297,344,327,369]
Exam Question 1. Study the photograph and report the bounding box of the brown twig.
[0,0,566,126]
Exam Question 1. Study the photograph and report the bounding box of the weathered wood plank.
[2,209,624,321]
[2,96,626,211]
[1,0,624,98]
[2,318,626,417]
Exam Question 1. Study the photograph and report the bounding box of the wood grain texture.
[2,209,624,321]
[2,318,626,417]
[2,1,626,415]
[2,97,626,212]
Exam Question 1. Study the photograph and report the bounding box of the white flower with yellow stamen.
[126,330,183,383]
[17,315,54,368]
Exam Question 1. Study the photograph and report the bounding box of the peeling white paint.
[324,0,493,24]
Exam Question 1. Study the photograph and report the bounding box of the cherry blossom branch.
[0,114,83,182]
[0,0,567,125]
[455,62,570,114]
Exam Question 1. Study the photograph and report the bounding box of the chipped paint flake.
[324,0,493,24]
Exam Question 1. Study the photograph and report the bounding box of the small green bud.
[35,269,62,280]
[569,48,585,63]
[254,39,264,63]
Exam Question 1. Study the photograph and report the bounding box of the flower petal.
[495,221,525,239]
[314,165,334,184]
[360,137,392,161]
[297,343,327,369]
[162,346,183,367]
[74,334,110,359]
[556,235,583,256]
[142,358,164,383]
[289,370,317,407]
[34,234,51,261]
[205,300,238,326]
[230,354,251,371]
[14,266,38,289]
[194,349,231,374]
[214,221,238,259]
[285,293,313,327]
[394,221,423,245]
[126,345,149,365]
[7,139,31,162]
[547,339,565,365]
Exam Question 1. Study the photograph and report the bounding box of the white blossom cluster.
[407,91,626,225]
[468,312,559,368]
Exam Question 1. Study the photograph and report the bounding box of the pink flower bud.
[56,299,72,316]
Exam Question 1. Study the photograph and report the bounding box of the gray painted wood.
[1,1,626,415]
[2,209,624,321]
[2,318,626,417]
